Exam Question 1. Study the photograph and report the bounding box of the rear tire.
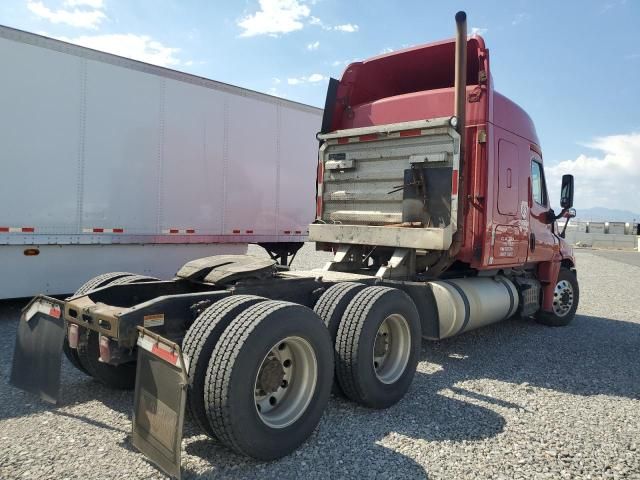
[74,272,158,387]
[64,272,139,375]
[313,282,366,395]
[182,295,266,436]
[77,330,137,389]
[204,301,333,460]
[335,286,421,409]
[535,268,579,327]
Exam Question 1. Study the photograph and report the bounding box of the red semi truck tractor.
[11,12,578,479]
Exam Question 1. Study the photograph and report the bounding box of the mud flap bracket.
[132,327,190,480]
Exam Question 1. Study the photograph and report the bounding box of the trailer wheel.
[182,295,266,436]
[63,272,138,375]
[313,282,366,394]
[204,301,333,460]
[335,286,421,409]
[535,268,579,327]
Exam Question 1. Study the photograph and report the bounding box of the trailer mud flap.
[132,328,189,480]
[10,295,65,404]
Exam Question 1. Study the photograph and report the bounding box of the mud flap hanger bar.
[132,327,190,479]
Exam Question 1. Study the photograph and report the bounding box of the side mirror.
[560,174,574,209]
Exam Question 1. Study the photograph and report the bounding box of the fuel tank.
[430,276,519,339]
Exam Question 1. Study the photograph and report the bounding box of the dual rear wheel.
[183,285,421,460]
[185,298,333,460]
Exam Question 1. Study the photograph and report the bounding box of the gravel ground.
[0,245,639,479]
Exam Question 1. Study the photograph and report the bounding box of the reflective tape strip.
[137,334,189,371]
[162,229,196,234]
[329,128,429,145]
[1,227,35,233]
[82,228,124,233]
[451,170,459,196]
[24,299,60,322]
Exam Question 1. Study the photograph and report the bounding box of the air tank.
[430,276,519,339]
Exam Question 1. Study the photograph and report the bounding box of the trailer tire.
[313,282,366,395]
[204,301,333,460]
[535,268,579,327]
[64,272,138,375]
[182,295,266,436]
[335,286,421,409]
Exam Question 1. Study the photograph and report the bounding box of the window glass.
[531,160,547,206]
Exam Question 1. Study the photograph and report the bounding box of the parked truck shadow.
[180,313,640,478]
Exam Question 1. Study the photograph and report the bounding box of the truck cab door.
[527,152,557,262]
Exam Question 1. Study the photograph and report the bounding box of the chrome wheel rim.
[552,279,574,317]
[254,336,317,429]
[372,314,411,384]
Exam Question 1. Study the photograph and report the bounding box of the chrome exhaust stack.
[454,10,467,150]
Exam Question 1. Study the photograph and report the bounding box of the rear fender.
[10,295,65,404]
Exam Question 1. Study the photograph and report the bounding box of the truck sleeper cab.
[10,12,579,479]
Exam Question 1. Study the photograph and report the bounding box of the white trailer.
[0,25,322,299]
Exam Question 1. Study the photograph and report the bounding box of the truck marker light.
[49,306,61,318]
[246,230,254,234]
[283,230,291,234]
[99,335,111,363]
[337,137,349,144]
[68,324,79,348]
[23,248,40,256]
[232,229,241,234]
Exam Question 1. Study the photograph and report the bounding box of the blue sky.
[1,0,639,212]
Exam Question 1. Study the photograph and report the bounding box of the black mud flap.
[132,327,189,480]
[10,295,65,404]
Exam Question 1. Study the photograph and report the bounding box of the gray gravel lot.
[0,245,639,479]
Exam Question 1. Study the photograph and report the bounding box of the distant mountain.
[574,207,640,222]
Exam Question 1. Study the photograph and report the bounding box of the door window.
[531,160,547,206]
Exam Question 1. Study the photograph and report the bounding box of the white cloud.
[237,0,310,37]
[63,0,104,7]
[273,77,281,84]
[27,0,106,29]
[57,33,182,66]
[512,13,528,26]
[379,47,394,54]
[470,27,488,36]
[333,23,358,33]
[307,40,320,51]
[287,73,327,85]
[546,132,640,210]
